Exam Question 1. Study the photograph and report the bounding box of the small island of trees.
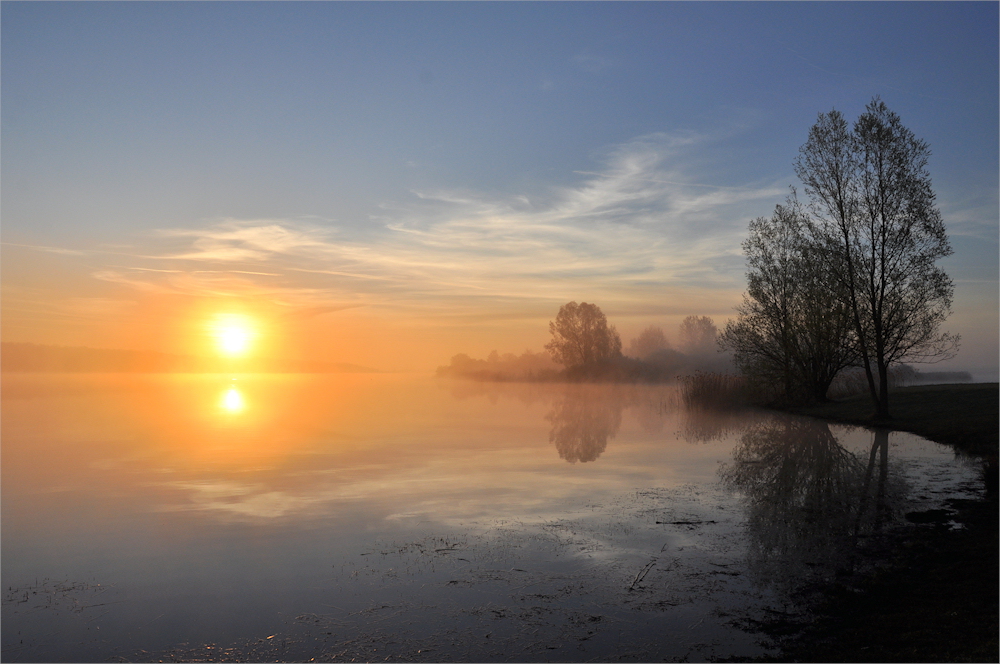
[437,303,729,383]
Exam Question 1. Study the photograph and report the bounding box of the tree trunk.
[814,377,831,403]
[861,354,880,415]
[876,358,890,419]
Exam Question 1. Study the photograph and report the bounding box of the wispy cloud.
[156,223,332,262]
[104,132,784,317]
[1,242,86,256]
[939,198,1000,243]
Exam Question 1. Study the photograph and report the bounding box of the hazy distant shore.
[435,348,732,384]
[436,352,977,391]
[0,342,377,374]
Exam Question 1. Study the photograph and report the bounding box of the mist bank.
[438,347,976,391]
[0,342,377,374]
[436,347,733,383]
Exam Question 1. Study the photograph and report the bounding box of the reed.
[680,371,753,409]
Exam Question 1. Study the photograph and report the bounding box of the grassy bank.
[788,382,999,456]
[746,383,999,663]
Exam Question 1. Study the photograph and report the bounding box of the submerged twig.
[628,559,657,591]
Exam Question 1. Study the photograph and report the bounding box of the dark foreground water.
[1,374,981,662]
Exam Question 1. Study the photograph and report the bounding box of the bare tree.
[545,301,622,368]
[795,98,957,418]
[628,325,670,359]
[720,201,857,403]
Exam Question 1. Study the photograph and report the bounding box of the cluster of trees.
[438,304,727,382]
[545,303,727,378]
[720,98,957,416]
[629,316,717,360]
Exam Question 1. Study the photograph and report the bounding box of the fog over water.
[1,373,982,662]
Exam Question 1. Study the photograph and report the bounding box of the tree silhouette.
[720,201,857,403]
[545,301,622,368]
[795,98,957,417]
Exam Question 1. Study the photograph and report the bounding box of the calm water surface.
[1,373,981,662]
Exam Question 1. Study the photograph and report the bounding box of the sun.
[209,313,256,357]
[219,326,250,355]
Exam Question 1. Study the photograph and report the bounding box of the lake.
[1,373,982,662]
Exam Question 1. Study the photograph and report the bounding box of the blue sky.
[2,1,997,372]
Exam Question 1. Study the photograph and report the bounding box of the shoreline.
[784,382,999,457]
[741,383,999,663]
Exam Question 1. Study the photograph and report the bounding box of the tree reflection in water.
[545,387,624,463]
[720,417,903,592]
[441,381,675,462]
[681,404,756,443]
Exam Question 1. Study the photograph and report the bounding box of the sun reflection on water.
[220,386,245,413]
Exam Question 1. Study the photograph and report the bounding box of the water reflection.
[545,387,624,463]
[1,375,979,663]
[442,381,676,463]
[220,386,245,413]
[681,404,755,443]
[720,418,903,591]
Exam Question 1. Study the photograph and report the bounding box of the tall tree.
[545,301,622,368]
[795,98,957,418]
[720,201,857,403]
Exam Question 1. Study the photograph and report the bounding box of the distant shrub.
[436,350,560,381]
[628,325,670,360]
[562,356,681,383]
[906,370,973,385]
[826,364,969,400]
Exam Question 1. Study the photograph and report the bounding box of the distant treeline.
[436,350,561,381]
[826,364,972,399]
[0,342,376,374]
[437,350,730,383]
[680,363,974,412]
[437,314,733,383]
[437,338,730,383]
